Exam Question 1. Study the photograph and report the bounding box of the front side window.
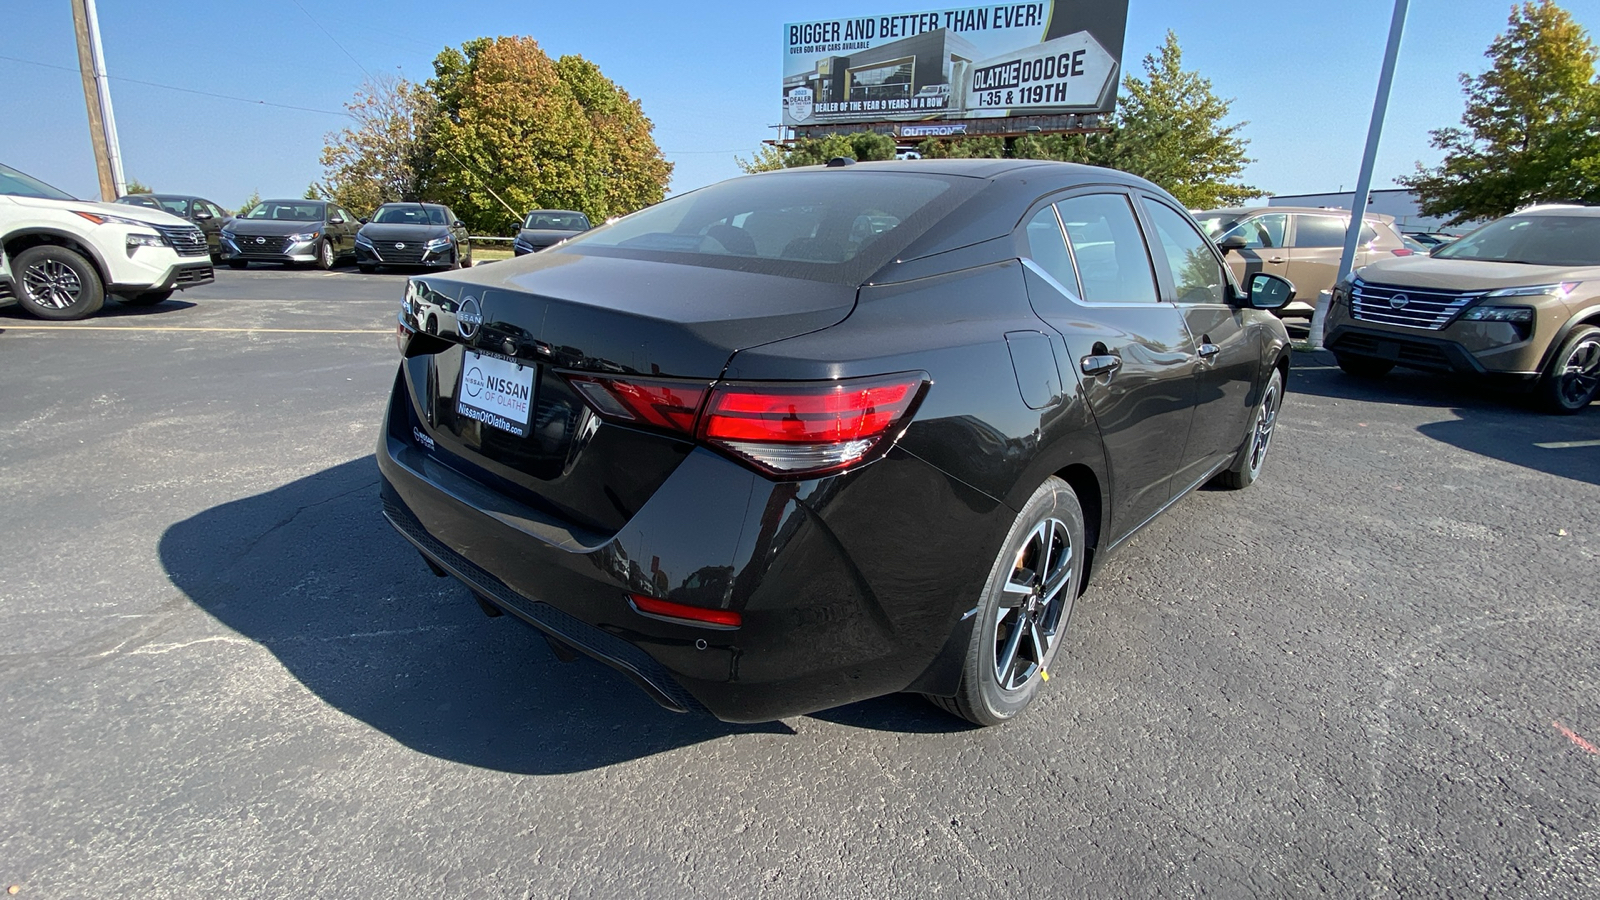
[1053,193,1158,303]
[1024,205,1077,294]
[1144,201,1228,305]
[1293,215,1348,248]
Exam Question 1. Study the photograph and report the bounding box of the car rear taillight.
[698,373,928,477]
[565,371,928,478]
[1391,248,1414,256]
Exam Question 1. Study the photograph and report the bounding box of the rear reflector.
[629,594,742,628]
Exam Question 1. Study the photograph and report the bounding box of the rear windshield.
[375,204,446,225]
[557,169,978,284]
[1435,214,1600,266]
[524,211,589,230]
[240,201,324,222]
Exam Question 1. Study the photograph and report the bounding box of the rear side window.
[1359,224,1378,243]
[1053,194,1158,303]
[1293,215,1347,248]
[1144,201,1227,305]
[561,170,976,284]
[1024,205,1077,294]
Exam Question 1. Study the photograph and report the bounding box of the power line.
[289,0,374,81]
[0,54,351,118]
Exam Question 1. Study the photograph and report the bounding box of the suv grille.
[1351,281,1482,330]
[236,235,291,257]
[156,224,209,257]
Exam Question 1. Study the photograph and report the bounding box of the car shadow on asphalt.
[1288,350,1598,486]
[0,299,197,321]
[158,456,796,775]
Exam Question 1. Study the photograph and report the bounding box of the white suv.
[1,162,215,320]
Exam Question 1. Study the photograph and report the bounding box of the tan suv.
[1323,205,1600,413]
[1194,206,1412,316]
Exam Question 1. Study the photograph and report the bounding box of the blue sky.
[3,1,1597,210]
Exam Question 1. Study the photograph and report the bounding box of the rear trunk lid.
[397,252,856,535]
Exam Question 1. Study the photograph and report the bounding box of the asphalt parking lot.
[2,267,1597,898]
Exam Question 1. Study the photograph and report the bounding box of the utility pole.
[1337,0,1410,284]
[70,0,125,200]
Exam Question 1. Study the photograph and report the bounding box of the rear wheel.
[1214,368,1283,490]
[14,244,104,320]
[928,476,1084,727]
[119,290,172,306]
[1539,325,1600,414]
[1336,354,1394,378]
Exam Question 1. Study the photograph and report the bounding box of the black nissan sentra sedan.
[379,159,1293,726]
[512,209,591,255]
[355,202,472,273]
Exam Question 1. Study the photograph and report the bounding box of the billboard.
[782,2,1129,128]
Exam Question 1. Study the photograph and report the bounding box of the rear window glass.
[558,170,977,284]
[1435,214,1600,266]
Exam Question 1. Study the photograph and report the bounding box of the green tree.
[735,131,897,172]
[1402,1,1600,223]
[319,75,435,217]
[123,178,153,194]
[424,37,672,233]
[913,136,1005,159]
[237,190,261,216]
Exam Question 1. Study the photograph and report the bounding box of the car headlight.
[287,231,320,243]
[355,233,374,247]
[1461,306,1534,322]
[125,233,165,249]
[1486,282,1579,298]
[73,211,156,227]
[424,236,452,250]
[220,228,236,240]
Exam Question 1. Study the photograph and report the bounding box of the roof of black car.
[758,158,1131,182]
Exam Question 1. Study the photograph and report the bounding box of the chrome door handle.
[1080,354,1122,377]
[1267,256,1286,264]
[1198,342,1221,360]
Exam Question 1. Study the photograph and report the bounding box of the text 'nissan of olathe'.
[378,160,1294,726]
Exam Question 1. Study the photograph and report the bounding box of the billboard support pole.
[1337,0,1409,285]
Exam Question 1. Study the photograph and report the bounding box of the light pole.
[1338,0,1411,284]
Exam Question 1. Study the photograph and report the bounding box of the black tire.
[119,290,173,306]
[928,476,1085,726]
[227,260,248,270]
[358,263,377,274]
[316,239,336,271]
[1538,324,1600,414]
[425,314,438,335]
[13,244,105,321]
[1336,353,1394,378]
[1214,368,1284,490]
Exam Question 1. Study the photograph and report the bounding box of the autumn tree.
[424,37,672,233]
[318,75,434,217]
[123,178,153,194]
[1402,1,1600,223]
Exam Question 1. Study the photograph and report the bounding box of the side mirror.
[1246,273,1295,310]
[194,210,213,220]
[1217,234,1247,253]
[359,217,371,225]
[328,215,345,225]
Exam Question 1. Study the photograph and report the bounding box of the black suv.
[220,199,362,269]
[115,194,231,261]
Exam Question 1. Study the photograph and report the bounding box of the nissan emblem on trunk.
[458,295,482,338]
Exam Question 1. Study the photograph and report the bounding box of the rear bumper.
[376,370,1010,722]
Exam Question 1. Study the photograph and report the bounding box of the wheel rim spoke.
[993,515,1074,691]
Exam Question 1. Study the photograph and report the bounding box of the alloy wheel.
[1247,380,1281,476]
[22,259,83,310]
[1557,335,1600,408]
[994,517,1073,691]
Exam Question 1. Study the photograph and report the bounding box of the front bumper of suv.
[1324,282,1564,376]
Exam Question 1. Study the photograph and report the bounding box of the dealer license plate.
[456,350,536,437]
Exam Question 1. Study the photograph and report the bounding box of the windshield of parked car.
[523,211,590,230]
[374,204,445,225]
[152,196,191,217]
[239,201,324,222]
[1433,214,1600,266]
[558,170,974,284]
[0,163,78,201]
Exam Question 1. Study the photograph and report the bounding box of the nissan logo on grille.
[255,236,266,245]
[1390,293,1411,309]
[395,243,406,250]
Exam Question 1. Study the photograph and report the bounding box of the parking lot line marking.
[0,325,391,334]
[1553,720,1599,754]
[1534,439,1600,450]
